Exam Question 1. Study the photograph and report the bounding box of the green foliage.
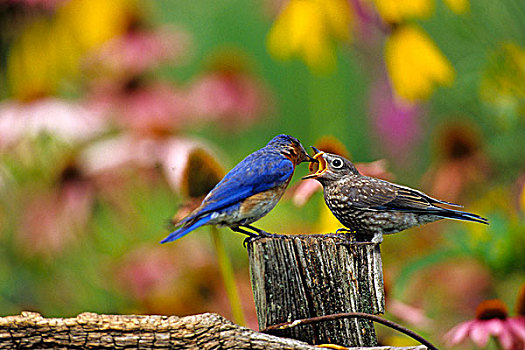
[450,213,525,275]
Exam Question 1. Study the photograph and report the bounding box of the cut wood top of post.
[247,233,381,245]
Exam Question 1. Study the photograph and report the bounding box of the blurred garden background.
[0,0,524,348]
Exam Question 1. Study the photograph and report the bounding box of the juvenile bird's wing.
[183,151,294,222]
[386,184,462,208]
[341,177,488,224]
[341,177,441,211]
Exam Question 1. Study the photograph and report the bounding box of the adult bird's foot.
[231,226,258,244]
[259,232,286,238]
[241,231,283,248]
[258,231,285,238]
[242,224,284,238]
[240,225,287,241]
[243,236,254,248]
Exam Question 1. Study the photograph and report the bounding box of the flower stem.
[210,226,246,326]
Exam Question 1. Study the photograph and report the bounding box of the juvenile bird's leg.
[334,227,356,246]
[333,227,376,247]
[335,227,354,235]
[243,224,284,238]
[371,232,383,244]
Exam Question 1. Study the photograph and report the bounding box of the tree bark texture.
[247,235,385,347]
[0,311,426,350]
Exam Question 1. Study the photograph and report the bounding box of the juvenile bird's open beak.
[302,148,327,180]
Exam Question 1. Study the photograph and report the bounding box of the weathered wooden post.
[247,234,385,347]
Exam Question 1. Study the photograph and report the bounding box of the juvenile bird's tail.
[436,208,489,225]
[160,214,213,243]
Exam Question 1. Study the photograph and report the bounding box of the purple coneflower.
[444,298,525,350]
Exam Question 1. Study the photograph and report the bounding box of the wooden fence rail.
[0,311,426,349]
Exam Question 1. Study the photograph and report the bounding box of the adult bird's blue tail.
[160,214,213,243]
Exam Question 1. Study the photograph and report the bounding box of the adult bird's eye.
[331,158,343,169]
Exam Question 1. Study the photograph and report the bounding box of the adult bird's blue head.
[268,134,316,166]
[160,134,316,244]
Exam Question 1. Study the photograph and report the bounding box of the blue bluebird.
[161,134,315,243]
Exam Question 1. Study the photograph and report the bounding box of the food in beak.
[306,153,317,163]
[303,152,326,179]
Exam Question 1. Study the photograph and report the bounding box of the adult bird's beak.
[300,145,317,163]
[306,153,317,163]
[302,147,327,180]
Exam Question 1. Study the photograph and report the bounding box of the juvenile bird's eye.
[331,158,343,168]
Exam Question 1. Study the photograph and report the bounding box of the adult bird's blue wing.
[182,152,294,221]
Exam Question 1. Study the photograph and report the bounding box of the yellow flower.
[373,0,433,23]
[385,24,455,101]
[267,0,353,73]
[373,0,469,23]
[6,0,136,100]
[442,0,470,14]
[7,18,59,100]
[59,0,136,52]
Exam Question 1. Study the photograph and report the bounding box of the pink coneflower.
[116,246,182,300]
[18,164,95,257]
[161,137,224,198]
[84,26,190,79]
[115,242,224,316]
[79,134,165,175]
[187,69,269,130]
[112,82,189,134]
[444,299,525,350]
[87,80,190,135]
[388,299,432,329]
[79,134,225,228]
[6,0,67,11]
[159,137,226,227]
[424,121,490,202]
[83,22,192,134]
[0,98,106,150]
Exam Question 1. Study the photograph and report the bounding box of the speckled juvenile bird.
[303,148,488,243]
[161,134,315,243]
